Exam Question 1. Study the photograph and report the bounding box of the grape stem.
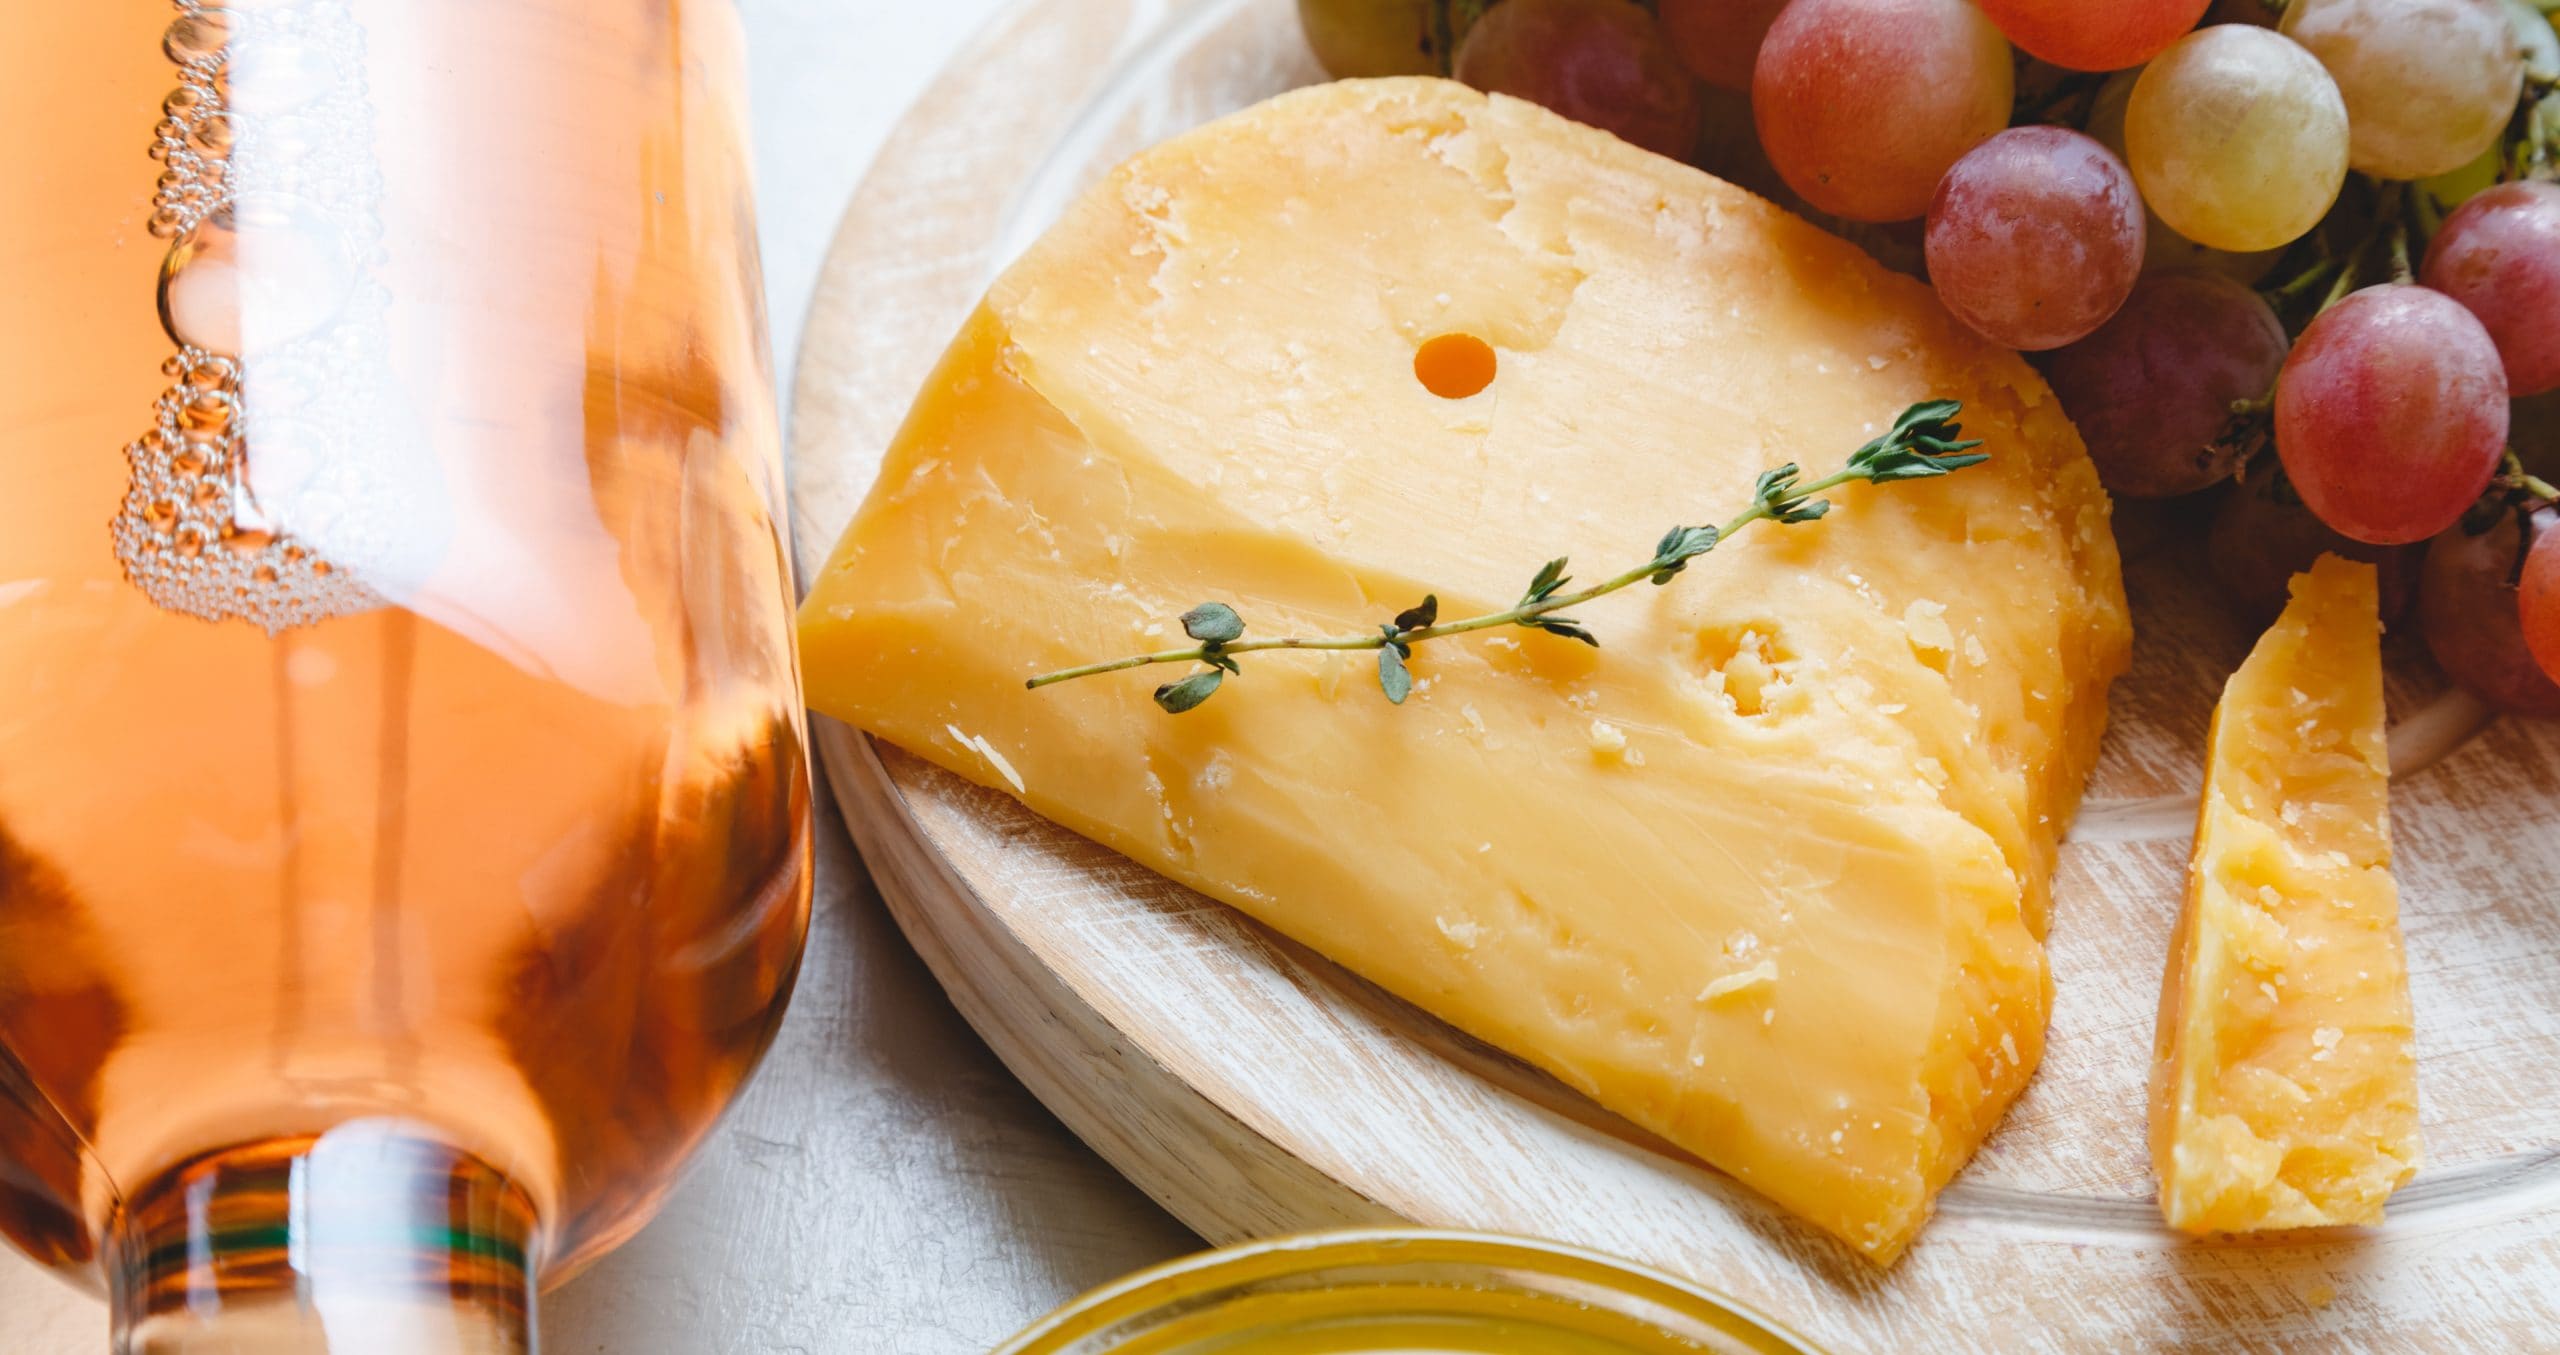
[2508,450,2560,506]
[2267,258,2343,304]
[2513,73,2559,183]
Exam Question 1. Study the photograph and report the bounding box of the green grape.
[2516,0,2560,80]
[2421,145,2506,225]
[1298,0,1440,79]
[2125,27,2348,253]
[2281,0,2524,180]
[2087,70,2284,281]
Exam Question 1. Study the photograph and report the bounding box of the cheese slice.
[800,78,2130,1261]
[2150,554,2421,1233]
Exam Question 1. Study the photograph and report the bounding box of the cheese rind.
[801,78,2130,1261]
[2150,555,2421,1233]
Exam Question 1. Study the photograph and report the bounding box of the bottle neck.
[108,1124,538,1355]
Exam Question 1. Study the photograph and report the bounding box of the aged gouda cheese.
[2151,554,2420,1233]
[800,78,2130,1261]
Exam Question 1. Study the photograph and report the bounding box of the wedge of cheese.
[2150,555,2420,1233]
[800,78,2130,1261]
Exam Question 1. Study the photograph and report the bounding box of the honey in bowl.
[990,1231,1819,1355]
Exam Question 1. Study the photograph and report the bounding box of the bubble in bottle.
[163,11,230,66]
[180,390,233,432]
[159,225,241,352]
[157,199,355,352]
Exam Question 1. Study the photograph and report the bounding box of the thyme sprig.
[1025,401,1988,714]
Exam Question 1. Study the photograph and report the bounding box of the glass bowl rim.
[987,1226,1827,1355]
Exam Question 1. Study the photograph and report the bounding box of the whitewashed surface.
[0,2,1200,1351]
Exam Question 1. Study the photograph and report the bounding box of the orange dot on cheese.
[1414,332,1497,399]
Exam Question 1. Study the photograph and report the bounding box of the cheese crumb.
[2311,1025,2342,1061]
[1589,719,1628,756]
[1197,752,1233,792]
[1903,599,1954,652]
[1435,916,1483,948]
[1697,960,1779,1003]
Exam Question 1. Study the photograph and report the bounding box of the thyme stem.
[1027,402,1990,712]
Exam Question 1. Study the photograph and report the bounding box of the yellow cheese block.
[800,78,2130,1261]
[2150,555,2421,1233]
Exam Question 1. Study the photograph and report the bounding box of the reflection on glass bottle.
[0,2,812,1348]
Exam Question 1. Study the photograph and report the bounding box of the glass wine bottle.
[0,2,814,1349]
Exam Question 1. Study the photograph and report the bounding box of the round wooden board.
[786,2,2560,1349]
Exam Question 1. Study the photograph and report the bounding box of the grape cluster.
[1297,0,2560,713]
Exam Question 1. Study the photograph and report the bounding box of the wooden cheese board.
[785,1,2560,1348]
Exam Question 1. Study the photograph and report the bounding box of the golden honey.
[993,1232,1818,1355]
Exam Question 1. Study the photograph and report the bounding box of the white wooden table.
[0,3,1201,1350]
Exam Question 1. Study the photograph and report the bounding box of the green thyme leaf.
[1648,524,1721,583]
[1848,402,1987,483]
[1523,557,1571,605]
[1531,617,1599,646]
[1154,668,1224,714]
[1378,645,1414,704]
[1180,602,1245,645]
[1753,464,1802,509]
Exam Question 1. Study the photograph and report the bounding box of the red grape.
[2421,182,2560,398]
[1925,127,2145,351]
[2209,459,2421,625]
[1972,0,2211,70]
[2036,271,2289,497]
[2274,285,2510,546]
[1752,0,2013,222]
[2423,506,2560,716]
[1659,0,1789,90]
[2527,516,2560,685]
[1454,0,1705,160]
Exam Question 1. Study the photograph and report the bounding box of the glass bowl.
[990,1230,1823,1355]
